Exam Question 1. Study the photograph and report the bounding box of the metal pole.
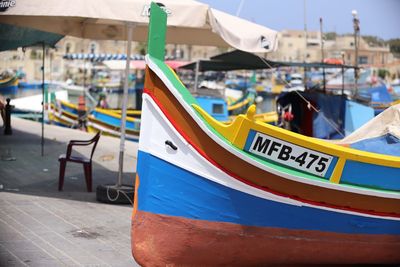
[320,17,326,93]
[193,60,200,93]
[303,0,308,88]
[303,0,308,61]
[352,10,360,96]
[41,42,45,157]
[83,58,86,95]
[117,22,134,187]
[341,52,345,95]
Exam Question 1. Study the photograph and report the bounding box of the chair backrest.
[89,132,101,160]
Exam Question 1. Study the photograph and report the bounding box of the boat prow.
[131,3,400,265]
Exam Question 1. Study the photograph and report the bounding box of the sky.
[199,0,400,40]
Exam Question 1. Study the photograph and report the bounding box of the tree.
[362,35,385,47]
[387,38,400,56]
[324,32,337,40]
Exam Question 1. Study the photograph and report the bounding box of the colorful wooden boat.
[87,108,140,141]
[131,4,400,265]
[48,100,81,128]
[0,71,18,90]
[227,89,256,116]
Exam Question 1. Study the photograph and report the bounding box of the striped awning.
[63,53,145,62]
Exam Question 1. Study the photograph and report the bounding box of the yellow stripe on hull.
[193,104,400,170]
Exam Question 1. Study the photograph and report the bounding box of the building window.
[350,42,354,46]
[65,43,71,54]
[90,43,97,54]
[212,103,224,114]
[359,56,368,64]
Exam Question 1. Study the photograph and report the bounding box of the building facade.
[0,31,397,82]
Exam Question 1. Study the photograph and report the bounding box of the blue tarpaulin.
[350,134,400,157]
[359,85,393,104]
[0,23,63,52]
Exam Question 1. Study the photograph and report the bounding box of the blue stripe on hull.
[137,150,400,235]
[61,104,78,115]
[92,111,138,130]
[341,160,400,191]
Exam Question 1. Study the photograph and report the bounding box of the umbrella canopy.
[0,0,278,53]
[0,0,279,192]
[211,50,357,69]
[180,50,357,72]
[0,23,63,51]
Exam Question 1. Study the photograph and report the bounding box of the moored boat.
[48,99,81,128]
[87,108,140,141]
[131,4,400,265]
[227,89,256,116]
[0,70,18,91]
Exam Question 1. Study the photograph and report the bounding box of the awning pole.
[41,42,45,157]
[193,60,200,93]
[117,22,134,187]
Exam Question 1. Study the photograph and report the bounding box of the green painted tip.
[147,2,167,61]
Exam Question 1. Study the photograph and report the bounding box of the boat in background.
[131,4,400,265]
[276,90,376,139]
[87,108,140,141]
[227,88,256,116]
[48,98,83,128]
[0,70,18,91]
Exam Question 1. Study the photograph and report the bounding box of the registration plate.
[245,131,335,177]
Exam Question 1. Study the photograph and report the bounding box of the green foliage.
[378,68,390,79]
[362,35,385,46]
[387,38,400,55]
[136,42,146,55]
[324,32,337,40]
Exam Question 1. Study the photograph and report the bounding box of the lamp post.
[352,10,360,96]
[341,51,345,95]
[320,17,326,93]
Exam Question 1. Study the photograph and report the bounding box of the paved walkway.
[0,117,139,266]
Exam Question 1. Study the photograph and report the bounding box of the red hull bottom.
[131,211,400,266]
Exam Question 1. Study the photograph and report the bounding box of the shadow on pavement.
[0,128,136,204]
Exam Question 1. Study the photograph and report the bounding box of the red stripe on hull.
[132,210,400,265]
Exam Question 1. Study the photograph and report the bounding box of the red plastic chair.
[58,132,101,192]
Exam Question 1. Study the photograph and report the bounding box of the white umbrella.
[0,0,278,200]
[0,0,278,52]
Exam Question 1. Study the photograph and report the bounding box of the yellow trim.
[61,109,78,119]
[0,76,18,85]
[253,111,278,123]
[227,98,251,111]
[391,99,400,106]
[167,65,186,88]
[94,108,140,123]
[113,109,142,116]
[60,100,79,110]
[193,104,400,169]
[329,157,346,183]
[132,174,140,218]
[271,84,285,94]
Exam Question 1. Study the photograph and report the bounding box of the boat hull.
[87,108,140,142]
[131,93,400,265]
[132,6,400,265]
[132,210,400,265]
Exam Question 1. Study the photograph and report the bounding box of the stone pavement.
[0,117,140,266]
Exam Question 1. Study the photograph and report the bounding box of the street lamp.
[352,9,360,95]
[320,17,326,93]
[341,51,345,95]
